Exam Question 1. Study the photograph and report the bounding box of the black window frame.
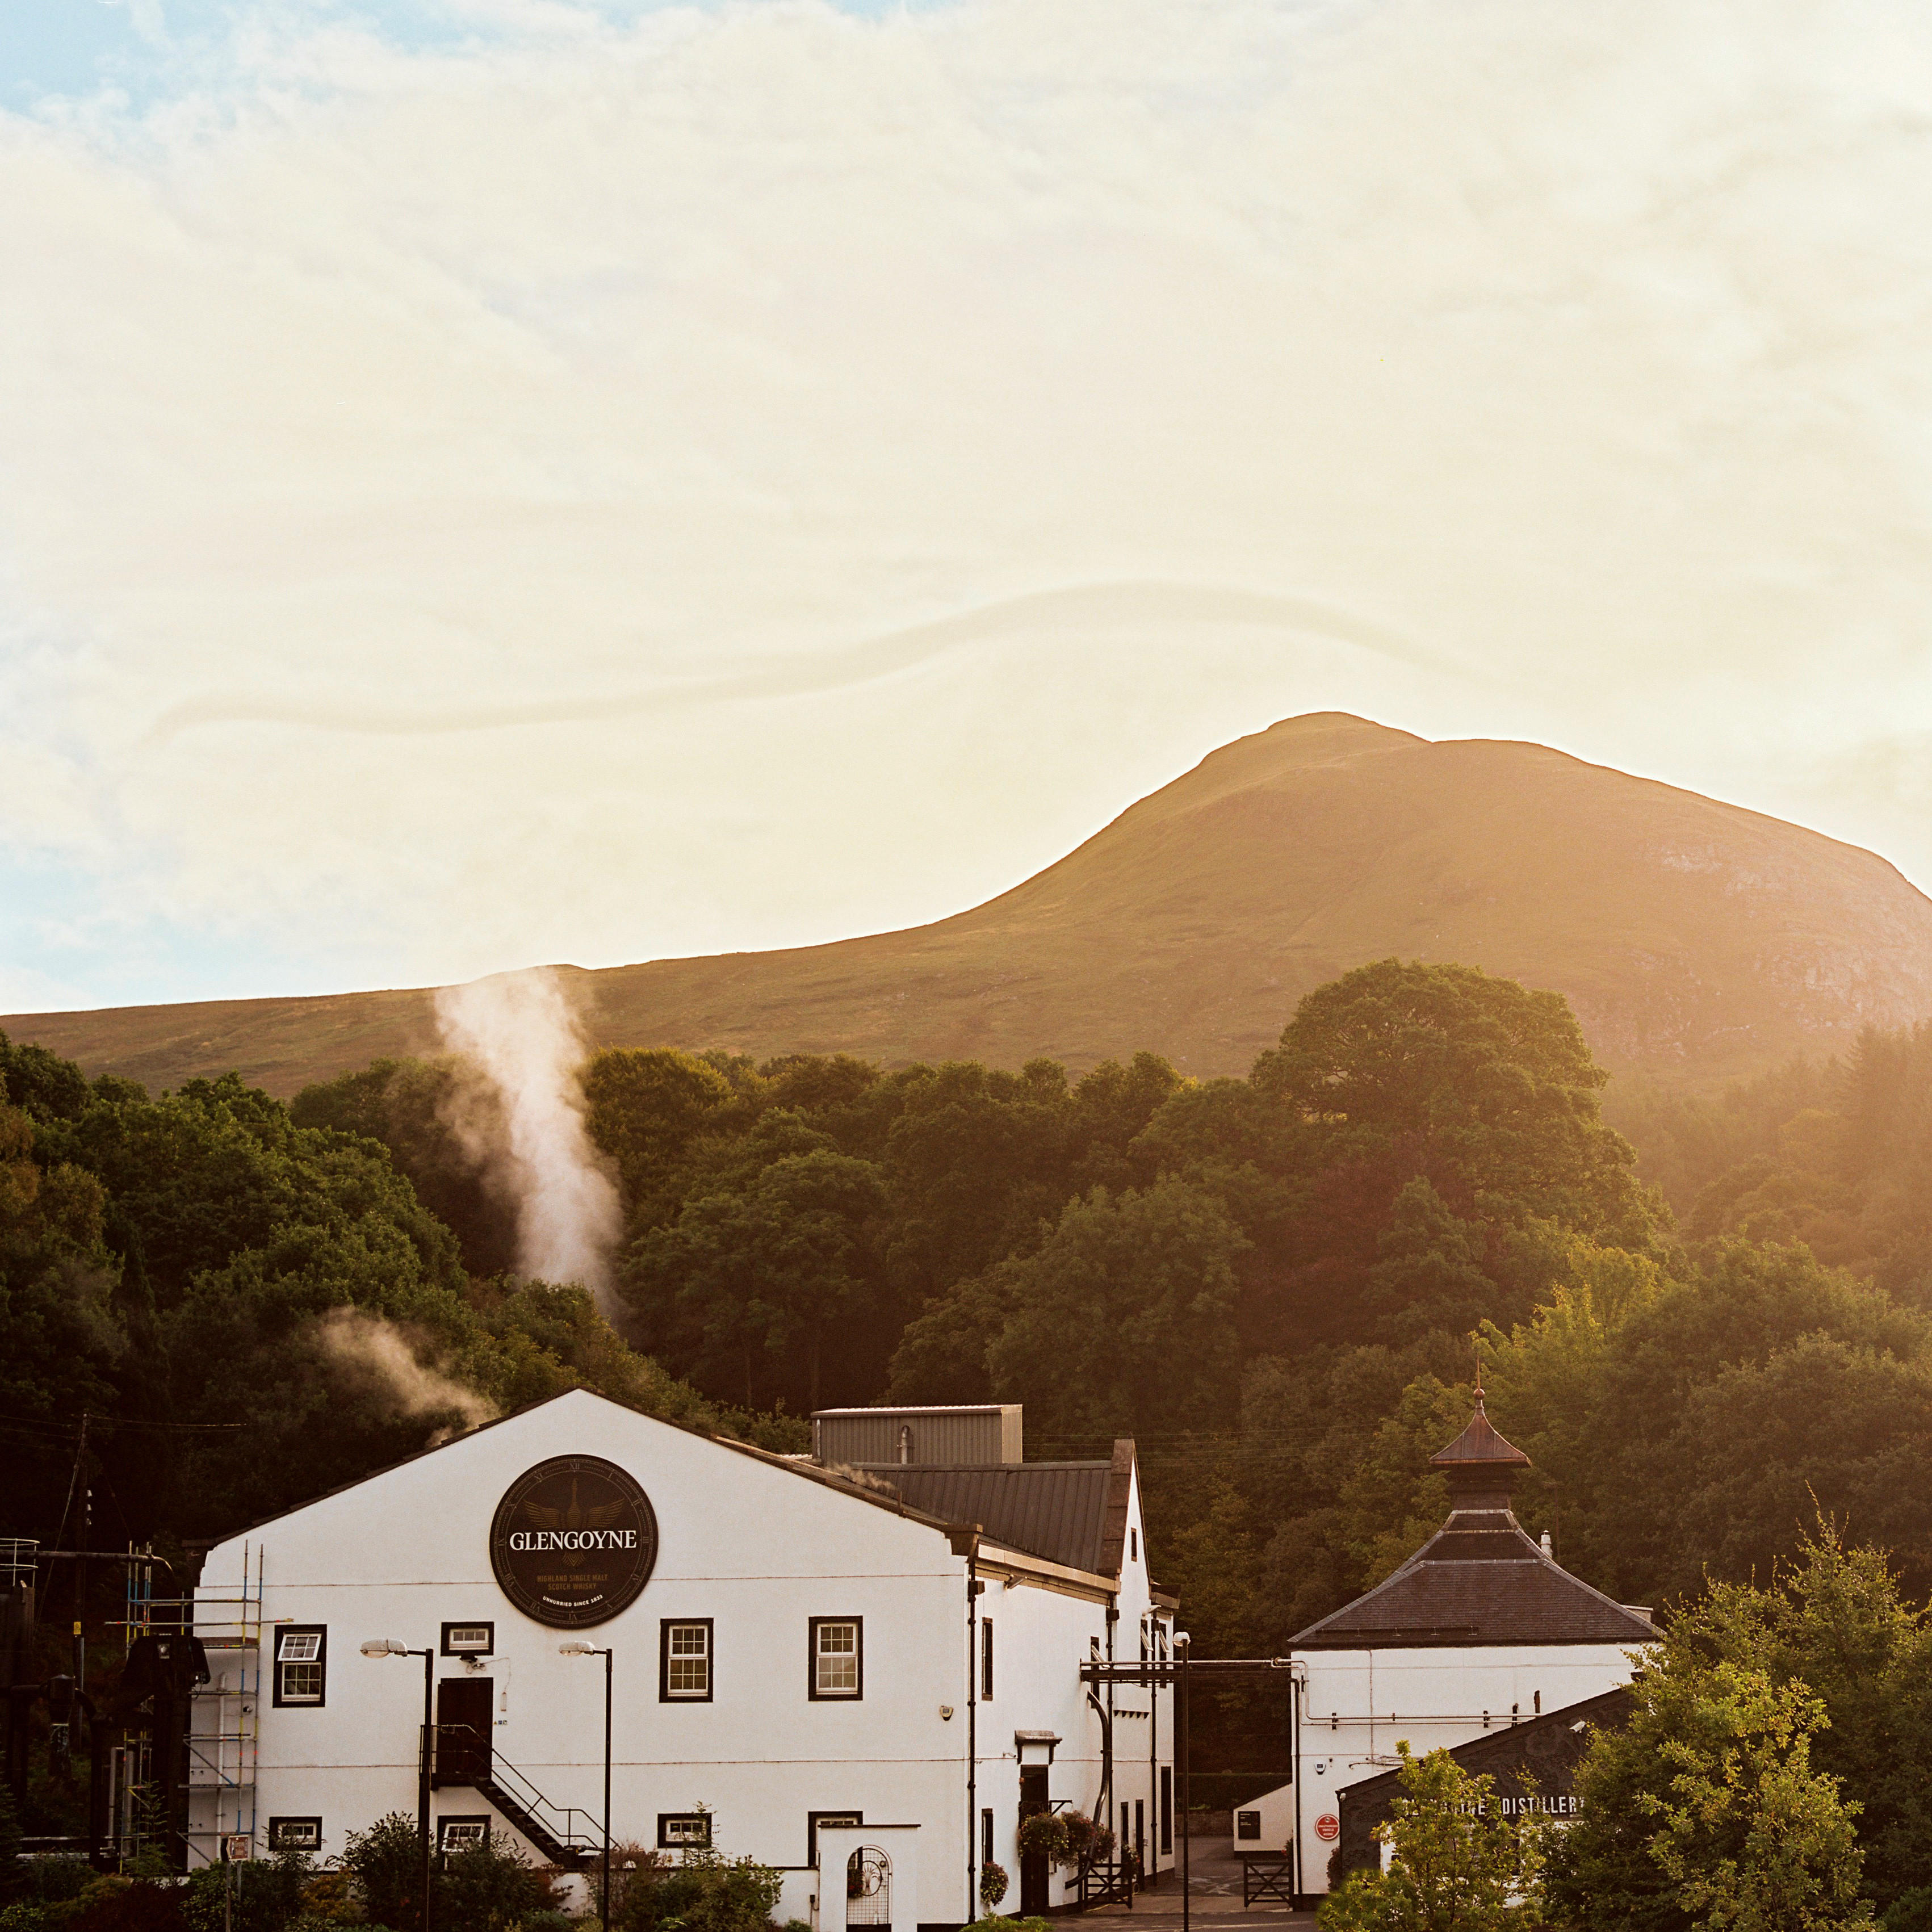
[808,1616,864,1701]
[808,1810,864,1867]
[441,1621,494,1658]
[658,1812,713,1851]
[267,1817,321,1853]
[659,1617,715,1703]
[980,1808,994,1868]
[1160,1767,1172,1854]
[271,1626,328,1709]
[980,1618,993,1700]
[439,1816,491,1853]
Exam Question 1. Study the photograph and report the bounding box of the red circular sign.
[1314,1814,1340,1843]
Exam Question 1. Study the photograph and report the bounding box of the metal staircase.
[431,1723,600,1871]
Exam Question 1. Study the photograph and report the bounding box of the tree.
[1481,1240,1932,1605]
[622,1151,890,1410]
[962,1177,1247,1445]
[291,1057,519,1276]
[1318,1742,1546,1931]
[1361,1179,1495,1343]
[1254,958,1653,1245]
[582,1047,741,1231]
[1546,1602,1874,1931]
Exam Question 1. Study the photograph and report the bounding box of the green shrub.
[340,1816,422,1930]
[24,1866,90,1906]
[611,1841,780,1932]
[438,1838,557,1931]
[183,1853,313,1932]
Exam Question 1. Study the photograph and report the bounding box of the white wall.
[1292,1642,1642,1892]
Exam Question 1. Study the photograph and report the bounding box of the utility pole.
[72,1415,90,1691]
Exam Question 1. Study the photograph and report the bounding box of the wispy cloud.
[4,0,1932,1007]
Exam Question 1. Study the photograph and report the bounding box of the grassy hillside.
[11,711,1932,1095]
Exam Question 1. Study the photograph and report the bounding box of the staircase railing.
[426,1724,601,1870]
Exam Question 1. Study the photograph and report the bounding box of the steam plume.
[313,1307,498,1433]
[433,966,625,1309]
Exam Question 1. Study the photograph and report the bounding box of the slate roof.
[879,1444,1131,1578]
[1292,1402,1656,1650]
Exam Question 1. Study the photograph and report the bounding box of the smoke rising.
[313,1307,498,1433]
[433,966,625,1310]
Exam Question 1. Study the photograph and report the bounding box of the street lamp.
[1174,1632,1191,1932]
[560,1642,614,1925]
[362,1638,435,1932]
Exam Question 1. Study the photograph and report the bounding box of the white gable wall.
[1292,1641,1641,1891]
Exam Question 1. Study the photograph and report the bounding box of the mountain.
[10,713,1932,1097]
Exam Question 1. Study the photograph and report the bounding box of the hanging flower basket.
[979,1860,1010,1910]
[1016,1814,1072,1866]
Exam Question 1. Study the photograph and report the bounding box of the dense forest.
[15,960,1932,1785]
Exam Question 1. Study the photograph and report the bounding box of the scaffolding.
[114,1541,263,1870]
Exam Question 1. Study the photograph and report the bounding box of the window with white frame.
[661,1619,713,1701]
[810,1617,862,1699]
[809,1811,863,1866]
[274,1627,326,1707]
[268,1818,321,1852]
[440,1818,490,1852]
[658,1813,712,1849]
[441,1622,494,1657]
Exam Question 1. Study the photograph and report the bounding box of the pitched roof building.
[183,1394,1175,1926]
[1265,1390,1653,1900]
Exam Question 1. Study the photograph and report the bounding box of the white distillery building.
[1238,1393,1656,1897]
[188,1393,1176,1927]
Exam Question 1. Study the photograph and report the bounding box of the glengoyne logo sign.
[489,1455,658,1628]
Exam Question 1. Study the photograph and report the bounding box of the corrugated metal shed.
[812,1406,1023,1466]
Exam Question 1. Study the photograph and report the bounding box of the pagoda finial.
[1430,1378,1531,1482]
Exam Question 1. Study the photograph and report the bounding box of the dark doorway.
[435,1677,492,1787]
[1019,1768,1050,1915]
[1135,1799,1145,1882]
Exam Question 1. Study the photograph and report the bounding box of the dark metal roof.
[1291,1502,1658,1649]
[1333,1687,1635,1877]
[879,1459,1121,1576]
[1430,1398,1532,1473]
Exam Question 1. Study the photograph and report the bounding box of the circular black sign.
[489,1455,658,1628]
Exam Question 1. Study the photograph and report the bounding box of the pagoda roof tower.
[1290,1387,1655,1650]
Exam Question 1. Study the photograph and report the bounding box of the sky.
[4,0,1932,1014]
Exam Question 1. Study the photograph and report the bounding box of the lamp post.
[560,1642,614,1924]
[362,1638,435,1932]
[1174,1632,1191,1932]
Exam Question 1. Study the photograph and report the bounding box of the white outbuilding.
[1239,1392,1655,1899]
[187,1393,1176,1927]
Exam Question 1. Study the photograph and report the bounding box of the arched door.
[846,1847,892,1930]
